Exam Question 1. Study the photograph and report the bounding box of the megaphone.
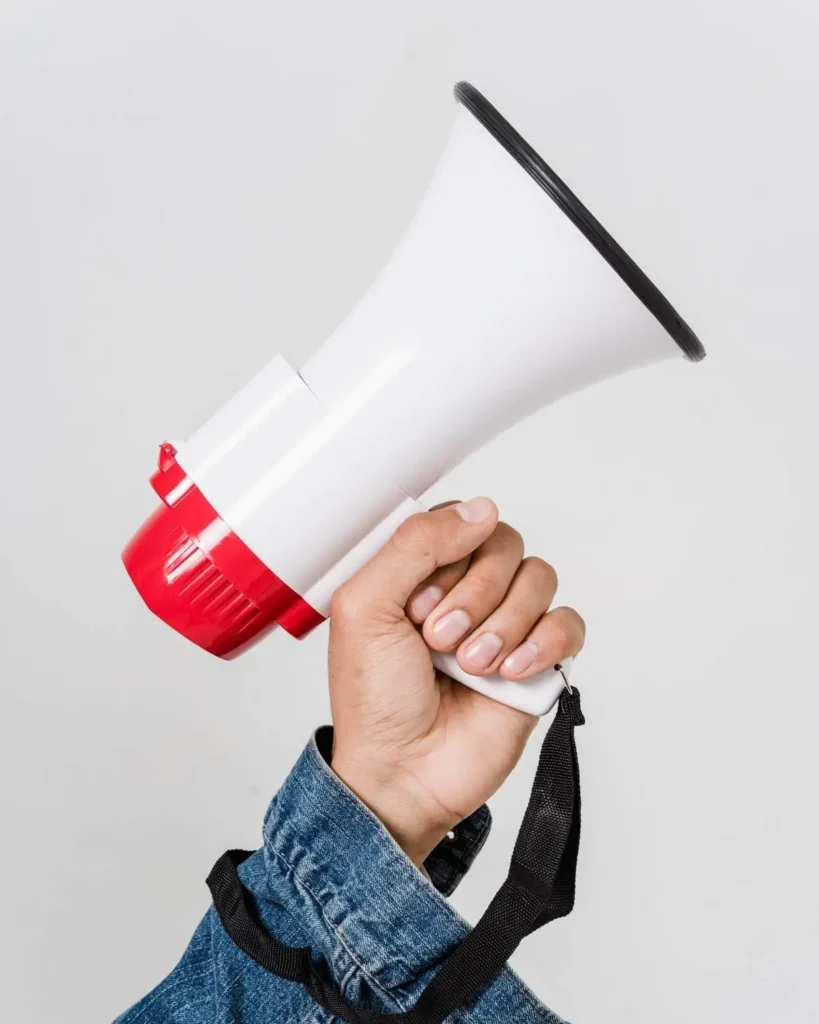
[123,81,704,717]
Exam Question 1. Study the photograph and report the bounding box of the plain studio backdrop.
[1,2,817,1022]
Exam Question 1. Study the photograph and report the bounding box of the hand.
[328,497,586,866]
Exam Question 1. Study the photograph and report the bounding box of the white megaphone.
[123,81,704,717]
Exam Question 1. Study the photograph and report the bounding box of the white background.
[1,2,817,1022]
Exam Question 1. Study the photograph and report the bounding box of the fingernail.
[454,497,495,523]
[409,585,444,621]
[503,641,538,675]
[431,608,472,646]
[463,631,503,669]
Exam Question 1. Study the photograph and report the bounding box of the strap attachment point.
[555,662,573,695]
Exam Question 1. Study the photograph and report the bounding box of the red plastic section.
[122,444,325,658]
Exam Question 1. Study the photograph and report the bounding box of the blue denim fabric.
[115,727,565,1023]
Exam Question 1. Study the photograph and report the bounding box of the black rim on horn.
[454,81,705,362]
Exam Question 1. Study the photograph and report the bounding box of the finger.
[455,557,559,674]
[405,501,472,624]
[406,557,471,624]
[332,497,499,619]
[499,606,586,680]
[422,522,524,652]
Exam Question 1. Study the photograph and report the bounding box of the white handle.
[431,651,572,717]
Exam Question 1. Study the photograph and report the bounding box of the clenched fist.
[328,497,585,866]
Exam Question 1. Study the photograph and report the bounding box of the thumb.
[334,497,498,617]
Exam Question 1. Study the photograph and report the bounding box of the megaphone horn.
[123,81,704,716]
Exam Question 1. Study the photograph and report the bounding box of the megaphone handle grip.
[412,496,572,717]
[429,649,571,718]
[304,492,573,717]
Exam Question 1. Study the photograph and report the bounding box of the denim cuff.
[250,727,563,1019]
[260,727,487,989]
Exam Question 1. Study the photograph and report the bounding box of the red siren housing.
[122,444,324,658]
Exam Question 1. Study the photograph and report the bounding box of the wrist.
[330,753,456,866]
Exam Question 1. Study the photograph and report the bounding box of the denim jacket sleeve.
[115,727,565,1024]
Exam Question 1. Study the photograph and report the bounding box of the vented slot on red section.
[122,443,325,658]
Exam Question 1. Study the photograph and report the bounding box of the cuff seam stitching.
[297,737,467,909]
[264,839,414,1014]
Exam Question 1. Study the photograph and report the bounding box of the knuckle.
[464,572,506,609]
[495,521,524,554]
[498,604,533,637]
[523,556,558,591]
[330,582,360,621]
[390,514,438,581]
[553,608,586,651]
[394,513,433,555]
[566,607,587,643]
[550,620,574,654]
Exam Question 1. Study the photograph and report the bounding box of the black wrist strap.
[206,688,585,1024]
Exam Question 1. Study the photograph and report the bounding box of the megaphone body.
[123,83,704,716]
